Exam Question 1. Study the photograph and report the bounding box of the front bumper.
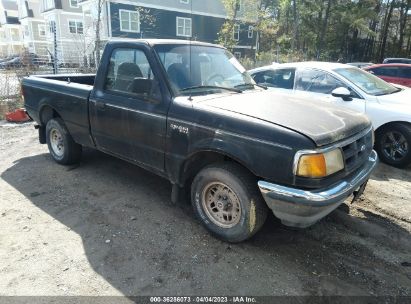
[258,150,378,228]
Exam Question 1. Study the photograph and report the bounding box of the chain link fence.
[0,52,97,119]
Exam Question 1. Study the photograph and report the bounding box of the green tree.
[217,0,242,50]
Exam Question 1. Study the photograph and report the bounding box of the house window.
[70,0,79,8]
[233,24,240,41]
[180,0,189,3]
[42,0,54,10]
[248,26,253,38]
[69,20,84,34]
[38,24,46,37]
[234,52,241,58]
[119,9,140,33]
[48,20,56,33]
[176,17,192,37]
[24,25,30,37]
[11,29,20,41]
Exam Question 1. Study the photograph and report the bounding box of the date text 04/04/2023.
[149,296,257,303]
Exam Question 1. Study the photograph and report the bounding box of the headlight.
[295,149,344,178]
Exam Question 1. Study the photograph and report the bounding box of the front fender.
[165,121,296,186]
[188,135,256,173]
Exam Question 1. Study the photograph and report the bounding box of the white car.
[249,62,411,168]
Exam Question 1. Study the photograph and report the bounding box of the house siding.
[109,2,255,49]
[61,0,82,13]
[33,41,48,55]
[1,0,24,56]
[53,12,92,63]
[114,0,227,17]
[16,1,48,56]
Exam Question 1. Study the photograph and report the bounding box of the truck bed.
[33,74,96,86]
[23,74,95,148]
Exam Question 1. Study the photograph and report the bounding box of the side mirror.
[331,87,352,101]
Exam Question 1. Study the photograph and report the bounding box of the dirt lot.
[0,121,410,297]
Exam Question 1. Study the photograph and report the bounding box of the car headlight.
[295,149,344,178]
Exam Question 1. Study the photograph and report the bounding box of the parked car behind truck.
[364,63,411,88]
[0,52,46,69]
[249,62,411,168]
[22,40,377,242]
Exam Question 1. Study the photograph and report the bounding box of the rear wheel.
[375,123,411,168]
[46,118,82,165]
[191,162,268,242]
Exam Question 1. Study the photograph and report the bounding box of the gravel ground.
[0,121,410,297]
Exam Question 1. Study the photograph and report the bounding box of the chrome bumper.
[258,150,378,228]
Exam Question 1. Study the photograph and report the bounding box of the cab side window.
[105,48,161,101]
[296,69,346,94]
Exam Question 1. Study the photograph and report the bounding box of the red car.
[364,63,411,87]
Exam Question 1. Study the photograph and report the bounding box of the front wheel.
[375,123,411,168]
[46,118,82,165]
[191,163,268,242]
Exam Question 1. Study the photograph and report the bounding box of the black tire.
[191,162,268,243]
[46,118,82,165]
[375,123,411,168]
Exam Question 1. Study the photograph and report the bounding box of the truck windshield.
[154,44,255,95]
[334,67,400,96]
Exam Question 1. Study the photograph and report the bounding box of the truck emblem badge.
[170,123,189,135]
[360,145,366,152]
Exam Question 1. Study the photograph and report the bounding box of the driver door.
[294,68,365,113]
[90,47,168,172]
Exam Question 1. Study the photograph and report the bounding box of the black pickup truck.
[23,39,378,242]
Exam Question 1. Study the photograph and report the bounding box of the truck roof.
[106,38,225,49]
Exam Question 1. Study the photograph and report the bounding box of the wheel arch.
[374,120,411,168]
[179,149,258,187]
[37,105,63,144]
[39,104,62,126]
[374,121,411,135]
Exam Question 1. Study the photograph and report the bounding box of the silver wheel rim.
[201,182,242,228]
[382,131,408,162]
[50,128,64,157]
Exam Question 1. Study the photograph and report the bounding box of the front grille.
[341,130,373,174]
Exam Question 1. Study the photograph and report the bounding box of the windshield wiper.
[180,85,242,93]
[255,83,268,90]
[234,83,267,90]
[375,88,402,96]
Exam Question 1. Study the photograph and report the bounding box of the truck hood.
[196,90,370,147]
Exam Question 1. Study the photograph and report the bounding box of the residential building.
[80,0,257,60]
[78,0,111,65]
[39,0,92,65]
[17,0,48,56]
[5,0,257,63]
[0,0,24,57]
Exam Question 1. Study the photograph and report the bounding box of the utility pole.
[95,0,103,67]
[255,30,259,61]
[52,21,58,74]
